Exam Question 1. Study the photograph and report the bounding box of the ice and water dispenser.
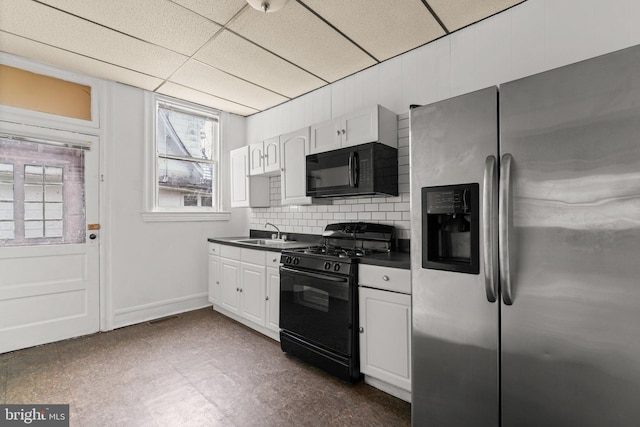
[422,184,479,274]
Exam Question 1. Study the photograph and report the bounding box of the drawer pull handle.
[382,275,389,281]
[359,327,364,333]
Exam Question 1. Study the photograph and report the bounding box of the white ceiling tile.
[157,82,259,116]
[429,0,526,32]
[169,60,288,110]
[0,0,187,78]
[303,0,445,61]
[228,1,376,82]
[37,0,221,56]
[171,0,247,25]
[195,30,325,98]
[0,32,162,91]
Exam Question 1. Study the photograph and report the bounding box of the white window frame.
[143,93,230,222]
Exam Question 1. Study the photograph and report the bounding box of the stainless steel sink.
[235,239,289,246]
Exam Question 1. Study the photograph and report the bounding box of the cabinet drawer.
[241,248,266,265]
[266,252,281,268]
[359,264,411,294]
[208,243,221,256]
[221,244,241,260]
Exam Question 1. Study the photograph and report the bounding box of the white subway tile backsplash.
[248,118,412,239]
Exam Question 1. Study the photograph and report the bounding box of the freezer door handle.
[499,153,514,305]
[483,155,498,303]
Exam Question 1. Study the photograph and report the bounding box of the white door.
[0,128,100,353]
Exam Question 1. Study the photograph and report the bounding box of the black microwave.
[306,143,398,198]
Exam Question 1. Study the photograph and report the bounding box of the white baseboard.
[364,376,412,403]
[112,293,209,329]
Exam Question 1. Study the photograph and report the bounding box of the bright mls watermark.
[1,405,69,426]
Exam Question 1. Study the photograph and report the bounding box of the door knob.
[359,327,364,333]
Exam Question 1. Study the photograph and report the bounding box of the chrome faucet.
[265,222,281,240]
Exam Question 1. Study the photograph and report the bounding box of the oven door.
[279,266,354,356]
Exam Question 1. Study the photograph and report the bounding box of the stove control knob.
[324,262,331,270]
[334,263,341,272]
[293,257,300,265]
[286,256,292,264]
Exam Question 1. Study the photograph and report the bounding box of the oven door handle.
[280,267,349,283]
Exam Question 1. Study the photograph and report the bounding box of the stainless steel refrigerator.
[410,45,640,426]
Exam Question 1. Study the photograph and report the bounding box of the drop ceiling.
[0,0,525,117]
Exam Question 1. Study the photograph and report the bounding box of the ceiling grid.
[0,0,526,116]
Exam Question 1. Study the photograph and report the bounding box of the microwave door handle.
[353,152,359,187]
[348,152,354,187]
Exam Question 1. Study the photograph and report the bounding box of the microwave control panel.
[359,158,371,186]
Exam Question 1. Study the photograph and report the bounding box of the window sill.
[142,211,231,222]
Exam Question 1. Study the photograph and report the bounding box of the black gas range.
[279,222,396,382]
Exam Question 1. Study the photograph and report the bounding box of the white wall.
[103,81,248,329]
[245,0,640,239]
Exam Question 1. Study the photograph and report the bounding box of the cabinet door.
[342,105,378,148]
[359,286,411,391]
[220,258,241,314]
[263,136,280,174]
[309,118,342,154]
[240,262,266,326]
[208,255,220,304]
[266,266,280,334]
[280,127,312,205]
[230,147,249,207]
[248,142,264,176]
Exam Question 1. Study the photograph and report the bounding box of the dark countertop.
[358,251,411,270]
[208,236,411,270]
[207,236,314,252]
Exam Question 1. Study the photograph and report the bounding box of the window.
[0,137,86,246]
[145,95,228,221]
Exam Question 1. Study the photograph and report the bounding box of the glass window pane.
[0,221,15,240]
[1,137,85,247]
[44,166,63,183]
[25,184,43,201]
[45,203,63,220]
[45,184,63,202]
[157,158,213,208]
[45,220,63,238]
[25,202,43,220]
[0,183,13,201]
[0,201,13,220]
[157,106,216,161]
[25,221,43,239]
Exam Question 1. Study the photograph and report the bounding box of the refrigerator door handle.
[483,155,498,303]
[499,153,514,305]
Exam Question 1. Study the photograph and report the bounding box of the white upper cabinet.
[280,127,312,206]
[309,105,398,154]
[230,146,270,208]
[249,136,280,176]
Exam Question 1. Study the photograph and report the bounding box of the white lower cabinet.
[209,243,281,341]
[266,267,280,334]
[358,264,412,402]
[208,243,221,304]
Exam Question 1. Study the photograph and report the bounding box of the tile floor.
[0,308,411,426]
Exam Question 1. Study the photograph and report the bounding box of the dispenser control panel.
[426,188,471,214]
